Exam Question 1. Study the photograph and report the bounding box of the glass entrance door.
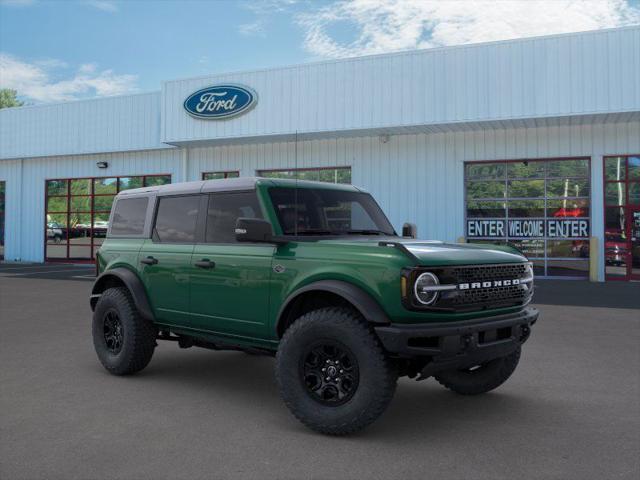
[631,207,640,280]
[604,155,640,281]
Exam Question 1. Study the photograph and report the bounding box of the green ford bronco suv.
[91,177,538,435]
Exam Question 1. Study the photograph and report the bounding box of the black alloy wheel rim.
[103,310,124,354]
[301,341,359,406]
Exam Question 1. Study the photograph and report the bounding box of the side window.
[206,192,263,243]
[110,197,148,236]
[154,195,200,243]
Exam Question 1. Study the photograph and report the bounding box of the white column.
[591,154,604,282]
[181,148,189,182]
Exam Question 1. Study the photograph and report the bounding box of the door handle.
[140,256,158,265]
[194,259,216,269]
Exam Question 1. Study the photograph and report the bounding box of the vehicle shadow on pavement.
[371,384,558,439]
[106,345,562,441]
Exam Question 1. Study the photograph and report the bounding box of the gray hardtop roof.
[116,177,363,198]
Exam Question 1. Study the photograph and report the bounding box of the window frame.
[463,157,592,279]
[44,174,171,262]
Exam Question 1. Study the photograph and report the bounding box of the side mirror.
[402,222,417,239]
[235,218,276,243]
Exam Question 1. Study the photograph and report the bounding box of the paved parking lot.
[1,263,639,480]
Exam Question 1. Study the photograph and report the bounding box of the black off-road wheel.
[92,287,157,376]
[275,307,398,436]
[434,347,521,395]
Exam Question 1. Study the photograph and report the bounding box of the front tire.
[434,347,521,395]
[276,307,397,435]
[92,287,157,376]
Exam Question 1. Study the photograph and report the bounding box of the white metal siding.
[163,27,640,144]
[0,92,168,160]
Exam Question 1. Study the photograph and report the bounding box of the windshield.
[268,187,396,236]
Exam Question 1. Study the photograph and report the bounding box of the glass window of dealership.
[45,174,171,261]
[464,155,640,281]
[465,157,591,278]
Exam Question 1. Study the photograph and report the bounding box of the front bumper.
[375,307,538,377]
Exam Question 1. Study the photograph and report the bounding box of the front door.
[138,194,200,325]
[630,208,640,280]
[189,191,274,340]
[604,155,640,281]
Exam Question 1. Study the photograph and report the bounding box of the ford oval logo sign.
[183,84,257,119]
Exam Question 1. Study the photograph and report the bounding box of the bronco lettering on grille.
[459,279,521,290]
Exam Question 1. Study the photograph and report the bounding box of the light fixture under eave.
[96,162,108,169]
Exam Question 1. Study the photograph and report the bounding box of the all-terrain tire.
[92,287,157,376]
[275,307,397,435]
[434,347,521,395]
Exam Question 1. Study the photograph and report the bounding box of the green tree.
[0,89,24,109]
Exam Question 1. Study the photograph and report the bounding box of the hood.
[314,237,526,266]
[401,240,526,266]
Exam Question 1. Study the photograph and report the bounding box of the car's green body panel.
[96,238,143,274]
[96,178,530,348]
[189,243,275,338]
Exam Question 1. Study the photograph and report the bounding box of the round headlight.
[414,272,440,305]
[525,262,534,278]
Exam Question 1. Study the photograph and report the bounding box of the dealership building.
[1,26,639,281]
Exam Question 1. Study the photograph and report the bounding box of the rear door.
[138,194,201,326]
[189,191,274,339]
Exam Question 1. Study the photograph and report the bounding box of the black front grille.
[409,263,533,312]
[452,263,528,283]
[451,284,525,306]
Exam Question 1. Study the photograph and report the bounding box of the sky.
[1,0,639,104]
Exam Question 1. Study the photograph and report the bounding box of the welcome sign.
[184,84,257,119]
[467,219,590,239]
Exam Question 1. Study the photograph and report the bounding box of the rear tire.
[92,287,157,375]
[434,347,521,395]
[276,307,397,435]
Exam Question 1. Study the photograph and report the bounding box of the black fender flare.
[90,268,155,321]
[276,280,390,336]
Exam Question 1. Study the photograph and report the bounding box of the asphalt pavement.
[0,264,638,480]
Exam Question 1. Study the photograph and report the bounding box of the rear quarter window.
[110,197,149,236]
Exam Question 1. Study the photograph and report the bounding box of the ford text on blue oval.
[183,84,257,119]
